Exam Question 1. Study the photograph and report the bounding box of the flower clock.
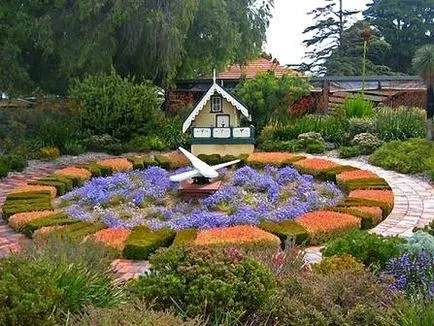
[2,154,394,260]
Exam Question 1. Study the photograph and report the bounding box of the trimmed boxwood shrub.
[343,197,392,218]
[154,155,171,170]
[123,226,176,260]
[6,191,52,201]
[29,175,74,195]
[339,145,361,158]
[172,229,197,246]
[127,156,146,170]
[317,165,358,182]
[197,154,221,166]
[53,222,106,239]
[2,198,53,220]
[328,206,383,229]
[321,230,405,268]
[21,213,79,237]
[336,178,390,193]
[259,220,309,245]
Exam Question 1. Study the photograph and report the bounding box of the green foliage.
[412,44,434,85]
[349,117,375,137]
[259,114,350,147]
[391,299,434,326]
[339,145,361,158]
[259,220,309,245]
[21,214,79,238]
[63,141,86,156]
[322,230,405,268]
[0,160,9,178]
[400,232,434,256]
[70,302,202,326]
[29,174,74,195]
[128,246,276,321]
[127,135,167,152]
[0,237,122,325]
[343,95,375,118]
[352,132,382,155]
[2,197,53,220]
[235,71,311,131]
[369,138,434,174]
[172,229,198,246]
[374,107,426,141]
[267,267,392,326]
[313,255,366,275]
[414,221,434,236]
[69,70,164,141]
[123,226,176,260]
[39,147,60,160]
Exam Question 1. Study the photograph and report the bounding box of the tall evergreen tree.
[364,0,434,74]
[302,0,359,74]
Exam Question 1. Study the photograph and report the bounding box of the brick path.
[1,155,433,278]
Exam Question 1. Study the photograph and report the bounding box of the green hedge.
[343,197,393,218]
[259,220,309,245]
[154,155,171,170]
[6,191,52,201]
[81,163,113,177]
[336,178,390,193]
[2,198,53,220]
[172,228,197,246]
[53,222,106,239]
[317,165,359,182]
[328,206,383,229]
[123,226,176,260]
[28,175,74,195]
[21,213,79,237]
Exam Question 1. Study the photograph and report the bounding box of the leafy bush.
[69,70,164,141]
[264,267,392,326]
[70,303,202,326]
[352,132,382,155]
[349,117,375,137]
[235,71,311,131]
[374,107,426,141]
[128,246,276,321]
[0,237,122,325]
[63,141,86,156]
[343,94,375,118]
[369,138,434,174]
[298,132,327,153]
[391,300,434,326]
[322,230,405,268]
[339,145,361,158]
[127,135,167,152]
[400,232,434,256]
[259,114,349,147]
[313,255,366,275]
[39,147,60,160]
[414,220,434,236]
[0,160,9,178]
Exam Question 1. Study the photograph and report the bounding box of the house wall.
[192,97,240,128]
[191,144,255,156]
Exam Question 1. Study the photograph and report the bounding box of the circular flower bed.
[2,153,395,260]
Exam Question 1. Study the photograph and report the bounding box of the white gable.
[182,83,251,133]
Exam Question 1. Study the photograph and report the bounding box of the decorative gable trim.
[182,83,251,133]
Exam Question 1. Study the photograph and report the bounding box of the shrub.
[84,134,120,152]
[313,255,366,275]
[259,220,309,245]
[21,213,79,237]
[246,152,305,168]
[400,231,434,256]
[349,117,375,137]
[0,237,122,325]
[352,133,382,155]
[374,106,426,141]
[5,154,28,172]
[347,189,394,216]
[265,267,392,326]
[70,303,202,326]
[128,246,276,321]
[391,300,434,326]
[369,138,434,174]
[39,147,60,160]
[343,94,375,118]
[29,174,74,195]
[293,158,339,176]
[172,228,197,246]
[97,158,133,172]
[0,160,9,178]
[414,220,434,236]
[63,141,86,156]
[339,145,361,158]
[127,135,167,152]
[235,71,311,131]
[123,226,176,260]
[2,197,53,220]
[69,70,164,141]
[322,230,405,268]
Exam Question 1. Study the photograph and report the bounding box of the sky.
[265,0,372,66]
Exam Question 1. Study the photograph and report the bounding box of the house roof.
[182,81,251,133]
[216,57,300,80]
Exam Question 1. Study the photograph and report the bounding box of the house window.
[211,96,222,112]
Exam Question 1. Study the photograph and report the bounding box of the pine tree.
[302,0,359,75]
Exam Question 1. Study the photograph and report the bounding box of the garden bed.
[1,152,394,260]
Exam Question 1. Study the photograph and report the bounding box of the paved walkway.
[0,155,433,277]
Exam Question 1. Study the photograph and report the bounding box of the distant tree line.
[303,0,434,76]
[0,0,273,96]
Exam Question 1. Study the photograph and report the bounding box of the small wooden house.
[182,72,255,156]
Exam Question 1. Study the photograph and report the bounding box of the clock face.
[216,115,229,127]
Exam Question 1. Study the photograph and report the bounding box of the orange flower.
[91,228,131,251]
[296,211,360,238]
[336,170,379,182]
[163,152,190,168]
[97,158,133,172]
[9,210,58,230]
[349,189,394,208]
[247,152,302,165]
[293,158,339,171]
[55,167,92,180]
[194,225,280,246]
[9,185,57,199]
